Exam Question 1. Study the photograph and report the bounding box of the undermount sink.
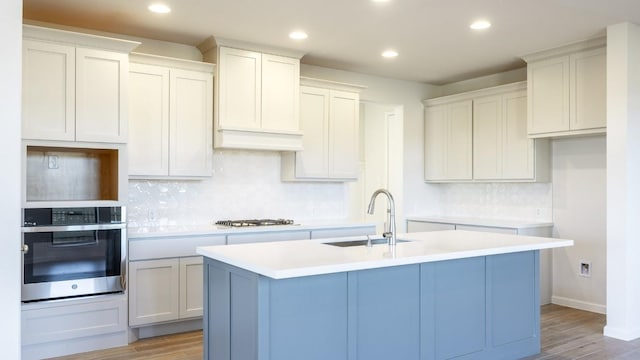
[325,238,411,247]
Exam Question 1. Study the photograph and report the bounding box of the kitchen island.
[197,230,573,360]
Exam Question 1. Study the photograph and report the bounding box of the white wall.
[551,136,607,314]
[0,0,23,358]
[605,22,640,341]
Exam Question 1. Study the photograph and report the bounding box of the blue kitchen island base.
[203,251,540,360]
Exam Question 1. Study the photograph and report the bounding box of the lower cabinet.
[129,256,203,327]
[205,251,540,360]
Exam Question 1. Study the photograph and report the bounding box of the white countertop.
[406,216,553,229]
[128,221,376,239]
[196,230,572,279]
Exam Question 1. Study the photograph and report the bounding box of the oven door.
[21,225,126,302]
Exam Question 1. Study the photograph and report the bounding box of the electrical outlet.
[47,155,59,169]
[148,209,157,221]
[579,261,592,277]
[535,208,541,218]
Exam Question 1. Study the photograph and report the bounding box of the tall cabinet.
[281,77,365,181]
[128,53,214,178]
[22,25,139,143]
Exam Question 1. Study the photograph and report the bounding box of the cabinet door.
[129,259,179,326]
[329,90,359,179]
[217,46,261,130]
[473,95,502,180]
[502,90,534,179]
[170,69,213,177]
[22,40,75,141]
[128,63,170,176]
[179,256,204,319]
[527,56,570,135]
[296,86,330,178]
[261,54,300,132]
[446,100,473,180]
[570,48,606,131]
[75,48,128,143]
[424,105,447,181]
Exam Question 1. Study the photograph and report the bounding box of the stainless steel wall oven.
[21,206,126,302]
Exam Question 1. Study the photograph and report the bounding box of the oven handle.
[21,223,126,233]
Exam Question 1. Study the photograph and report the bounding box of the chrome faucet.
[367,189,397,246]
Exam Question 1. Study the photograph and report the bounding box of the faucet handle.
[382,232,392,239]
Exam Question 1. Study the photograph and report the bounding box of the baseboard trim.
[603,325,640,341]
[551,295,606,314]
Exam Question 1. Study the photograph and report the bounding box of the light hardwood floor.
[50,304,640,360]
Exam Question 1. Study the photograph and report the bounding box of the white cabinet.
[202,40,304,151]
[128,54,214,178]
[523,38,606,138]
[179,257,204,318]
[129,256,204,327]
[424,82,549,182]
[424,100,473,181]
[281,78,365,181]
[129,258,180,326]
[22,25,139,143]
[473,89,549,181]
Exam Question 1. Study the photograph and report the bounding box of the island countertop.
[196,230,573,279]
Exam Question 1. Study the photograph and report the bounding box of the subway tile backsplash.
[127,150,349,227]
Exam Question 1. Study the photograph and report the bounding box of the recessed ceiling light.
[381,50,398,58]
[148,4,171,14]
[470,20,491,30]
[289,31,308,40]
[372,0,391,3]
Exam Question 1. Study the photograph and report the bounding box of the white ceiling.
[22,0,640,84]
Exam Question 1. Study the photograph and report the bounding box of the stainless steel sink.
[324,238,411,247]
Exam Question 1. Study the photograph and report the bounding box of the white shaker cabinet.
[523,38,606,138]
[128,258,180,326]
[281,78,365,181]
[179,257,204,319]
[474,88,549,181]
[22,25,138,143]
[128,54,214,178]
[204,40,304,151]
[424,100,473,181]
[129,256,204,327]
[424,82,549,183]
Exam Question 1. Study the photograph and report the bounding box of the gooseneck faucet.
[367,189,396,246]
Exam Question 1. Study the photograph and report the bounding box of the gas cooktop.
[215,219,295,227]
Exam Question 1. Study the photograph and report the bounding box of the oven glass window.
[23,229,121,284]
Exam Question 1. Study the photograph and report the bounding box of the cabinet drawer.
[407,221,455,232]
[129,235,225,260]
[226,230,310,245]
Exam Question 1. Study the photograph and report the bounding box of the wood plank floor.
[50,304,640,360]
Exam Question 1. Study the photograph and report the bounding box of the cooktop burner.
[215,219,295,227]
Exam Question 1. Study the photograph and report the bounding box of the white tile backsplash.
[127,150,349,227]
[437,182,553,222]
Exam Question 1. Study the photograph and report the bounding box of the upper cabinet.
[22,25,139,143]
[199,38,305,151]
[522,37,606,138]
[424,82,549,183]
[281,77,365,181]
[424,99,473,181]
[128,53,214,178]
